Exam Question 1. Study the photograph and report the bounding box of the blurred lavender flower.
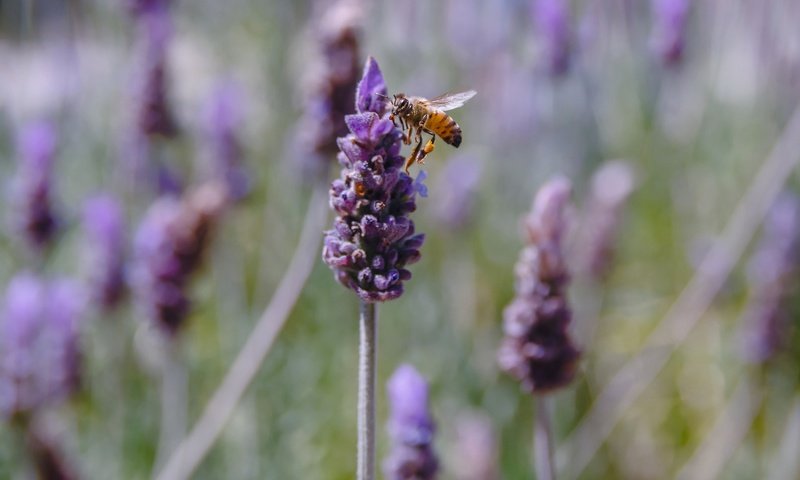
[133,182,227,336]
[650,0,690,67]
[533,0,572,76]
[203,81,249,201]
[433,155,482,232]
[82,195,127,311]
[498,177,580,393]
[125,0,171,17]
[133,2,179,139]
[577,161,636,279]
[738,194,800,364]
[0,274,84,419]
[450,412,498,480]
[322,57,425,302]
[11,121,60,251]
[383,364,439,480]
[293,0,362,174]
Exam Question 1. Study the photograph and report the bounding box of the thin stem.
[557,103,800,480]
[357,301,377,480]
[155,339,187,470]
[154,180,329,480]
[535,396,556,480]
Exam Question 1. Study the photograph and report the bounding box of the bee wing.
[426,90,477,111]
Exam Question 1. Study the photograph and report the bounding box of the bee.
[384,90,477,173]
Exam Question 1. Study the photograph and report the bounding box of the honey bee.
[384,90,476,173]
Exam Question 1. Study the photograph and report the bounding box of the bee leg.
[404,122,413,145]
[417,133,436,164]
[405,136,424,174]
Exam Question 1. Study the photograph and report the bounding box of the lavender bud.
[133,182,227,335]
[133,3,179,139]
[322,57,425,303]
[383,364,439,480]
[203,81,249,201]
[650,0,690,67]
[432,155,482,232]
[738,194,800,364]
[533,0,572,77]
[82,195,127,311]
[578,160,636,279]
[498,177,580,393]
[0,274,84,419]
[293,0,362,174]
[11,121,60,251]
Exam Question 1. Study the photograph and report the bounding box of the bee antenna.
[374,93,390,101]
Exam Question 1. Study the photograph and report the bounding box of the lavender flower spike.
[203,81,249,201]
[0,274,84,419]
[498,176,580,393]
[133,182,227,335]
[533,0,572,76]
[738,193,800,364]
[11,121,60,251]
[383,364,439,480]
[322,57,425,302]
[82,195,127,311]
[650,0,690,67]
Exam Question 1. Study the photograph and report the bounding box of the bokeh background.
[2,0,800,478]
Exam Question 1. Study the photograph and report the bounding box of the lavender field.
[2,1,800,479]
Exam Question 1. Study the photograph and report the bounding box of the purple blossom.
[321,57,425,303]
[738,194,800,364]
[533,0,572,76]
[293,0,362,173]
[82,195,127,311]
[498,177,580,393]
[0,274,84,419]
[125,0,171,17]
[11,121,60,251]
[383,364,439,480]
[432,155,482,231]
[650,0,690,67]
[203,81,249,201]
[133,182,227,335]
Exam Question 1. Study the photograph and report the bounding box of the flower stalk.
[357,301,377,480]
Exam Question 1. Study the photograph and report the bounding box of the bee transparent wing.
[426,90,477,111]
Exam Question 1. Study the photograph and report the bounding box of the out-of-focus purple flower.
[82,195,127,311]
[125,0,171,17]
[133,4,179,139]
[577,161,636,278]
[383,364,439,480]
[498,177,580,393]
[294,0,362,174]
[739,194,800,364]
[533,0,572,77]
[133,182,227,336]
[433,155,482,232]
[321,57,425,303]
[650,0,690,67]
[451,412,499,480]
[0,274,84,419]
[203,81,249,201]
[11,121,60,251]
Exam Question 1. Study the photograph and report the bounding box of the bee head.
[390,93,412,116]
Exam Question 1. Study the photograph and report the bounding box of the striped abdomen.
[424,110,463,147]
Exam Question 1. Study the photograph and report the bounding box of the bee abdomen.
[426,111,463,147]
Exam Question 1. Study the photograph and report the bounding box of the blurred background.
[2,0,800,478]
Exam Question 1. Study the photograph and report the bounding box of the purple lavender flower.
[321,57,425,303]
[578,160,636,279]
[383,364,439,480]
[203,81,249,201]
[433,155,482,232]
[533,0,572,76]
[82,195,127,311]
[11,121,60,251]
[498,177,580,393]
[125,0,171,17]
[293,0,362,173]
[0,274,84,419]
[650,0,690,67]
[133,3,179,139]
[738,194,800,364]
[133,183,227,335]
